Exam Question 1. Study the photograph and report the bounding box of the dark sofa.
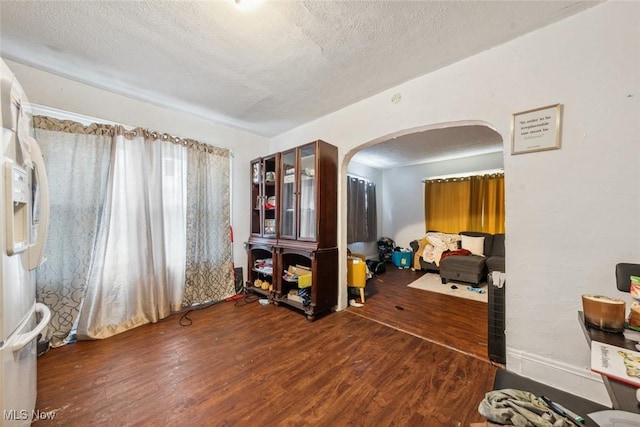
[410,231,505,285]
[485,233,505,273]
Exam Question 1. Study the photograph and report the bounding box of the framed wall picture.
[511,104,563,155]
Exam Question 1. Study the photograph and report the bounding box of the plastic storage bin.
[347,255,367,302]
[392,250,412,268]
[347,256,367,288]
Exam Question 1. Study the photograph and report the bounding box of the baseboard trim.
[506,348,612,407]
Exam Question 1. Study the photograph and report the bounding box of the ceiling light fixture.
[233,0,262,12]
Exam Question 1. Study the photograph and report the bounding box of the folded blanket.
[478,389,574,427]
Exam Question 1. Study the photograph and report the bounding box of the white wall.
[381,151,503,249]
[270,2,640,404]
[3,59,270,281]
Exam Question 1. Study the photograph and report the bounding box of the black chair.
[616,263,640,292]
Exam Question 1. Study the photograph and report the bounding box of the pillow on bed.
[461,235,485,256]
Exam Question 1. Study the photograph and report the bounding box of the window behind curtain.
[424,173,504,234]
[34,116,233,344]
[347,176,377,243]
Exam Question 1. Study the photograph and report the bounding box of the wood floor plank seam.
[345,309,487,362]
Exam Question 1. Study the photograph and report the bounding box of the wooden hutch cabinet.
[245,140,338,320]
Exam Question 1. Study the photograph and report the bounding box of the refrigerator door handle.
[25,134,50,271]
[11,303,51,353]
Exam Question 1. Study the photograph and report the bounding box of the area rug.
[407,272,488,303]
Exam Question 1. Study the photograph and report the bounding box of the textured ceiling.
[351,125,503,169]
[0,1,598,167]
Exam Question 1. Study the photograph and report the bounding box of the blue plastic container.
[392,250,412,268]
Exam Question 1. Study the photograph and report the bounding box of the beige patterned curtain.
[183,144,234,305]
[33,115,233,344]
[34,116,114,347]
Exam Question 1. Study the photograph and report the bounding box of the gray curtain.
[366,181,377,242]
[34,118,113,347]
[347,176,376,243]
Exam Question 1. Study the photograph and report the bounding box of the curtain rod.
[422,168,503,183]
[32,103,125,127]
[32,104,232,156]
[347,173,375,183]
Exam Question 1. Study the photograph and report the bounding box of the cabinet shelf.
[278,297,304,310]
[246,285,271,298]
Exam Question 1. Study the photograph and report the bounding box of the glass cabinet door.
[280,150,296,239]
[250,159,263,235]
[298,144,316,240]
[250,156,278,238]
[263,155,277,238]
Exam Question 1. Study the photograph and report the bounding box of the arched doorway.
[341,121,504,361]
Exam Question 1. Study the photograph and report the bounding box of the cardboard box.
[287,291,303,303]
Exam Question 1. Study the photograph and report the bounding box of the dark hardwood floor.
[348,266,490,361]
[34,266,497,426]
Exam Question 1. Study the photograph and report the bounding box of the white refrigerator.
[0,59,51,426]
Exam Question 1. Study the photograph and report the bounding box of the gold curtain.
[425,173,504,234]
[425,178,471,233]
[480,174,505,234]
